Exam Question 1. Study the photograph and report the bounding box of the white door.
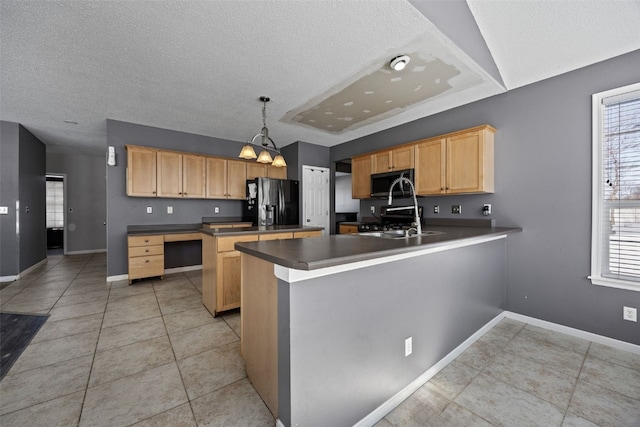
[302,165,330,236]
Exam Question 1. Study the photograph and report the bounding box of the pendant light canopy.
[239,96,286,167]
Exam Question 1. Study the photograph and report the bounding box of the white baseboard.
[504,311,640,355]
[1,258,50,282]
[354,312,506,427]
[106,265,202,283]
[65,248,107,255]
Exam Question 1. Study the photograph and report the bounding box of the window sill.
[589,276,640,292]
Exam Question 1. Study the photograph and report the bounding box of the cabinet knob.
[145,260,149,263]
[144,239,149,243]
[184,193,187,196]
[145,249,149,252]
[152,191,156,194]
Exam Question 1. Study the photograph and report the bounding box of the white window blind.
[46,179,64,228]
[591,83,640,290]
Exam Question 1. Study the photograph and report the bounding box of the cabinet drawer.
[294,230,322,238]
[259,233,293,241]
[128,254,164,279]
[216,235,259,252]
[129,244,164,257]
[128,235,164,247]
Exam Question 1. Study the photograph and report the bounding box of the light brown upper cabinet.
[246,163,287,180]
[372,145,415,174]
[157,151,206,198]
[415,138,446,195]
[351,154,372,199]
[126,146,157,197]
[267,165,287,179]
[182,154,206,198]
[246,163,267,180]
[206,158,247,199]
[157,151,183,197]
[415,126,495,195]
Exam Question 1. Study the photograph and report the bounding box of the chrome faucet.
[387,177,422,235]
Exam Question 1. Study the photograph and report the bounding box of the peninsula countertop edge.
[235,226,522,271]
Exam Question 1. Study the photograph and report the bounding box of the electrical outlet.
[214,207,220,214]
[483,204,491,216]
[370,206,375,214]
[146,206,152,214]
[433,205,439,214]
[405,337,412,357]
[167,206,173,214]
[623,306,637,322]
[0,206,8,215]
[452,205,461,214]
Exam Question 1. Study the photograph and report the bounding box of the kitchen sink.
[357,230,445,239]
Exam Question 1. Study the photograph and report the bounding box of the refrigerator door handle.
[278,181,285,225]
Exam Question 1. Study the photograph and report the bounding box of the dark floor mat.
[0,312,48,380]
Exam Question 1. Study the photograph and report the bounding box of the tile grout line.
[76,253,112,427]
[153,274,199,426]
[559,341,592,426]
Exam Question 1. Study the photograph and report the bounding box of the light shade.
[389,55,410,71]
[271,154,287,167]
[239,144,257,159]
[256,149,273,164]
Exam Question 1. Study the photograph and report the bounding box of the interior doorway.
[302,165,330,236]
[46,174,66,256]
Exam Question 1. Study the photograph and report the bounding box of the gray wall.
[47,151,107,253]
[279,238,506,426]
[18,125,47,272]
[330,50,640,345]
[106,119,248,277]
[280,141,331,224]
[0,121,20,277]
[0,121,47,277]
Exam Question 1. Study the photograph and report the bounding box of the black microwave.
[370,169,415,198]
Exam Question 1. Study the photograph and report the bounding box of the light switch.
[0,206,8,215]
[167,206,173,214]
[146,206,153,214]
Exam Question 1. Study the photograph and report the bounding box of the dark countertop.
[127,223,322,237]
[199,225,324,237]
[127,223,203,235]
[235,225,521,271]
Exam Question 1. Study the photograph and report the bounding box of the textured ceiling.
[1,0,639,154]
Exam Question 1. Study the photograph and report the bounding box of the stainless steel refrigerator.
[243,178,299,226]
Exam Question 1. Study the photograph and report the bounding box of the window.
[591,82,640,291]
[46,177,64,229]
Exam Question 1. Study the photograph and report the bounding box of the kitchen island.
[236,223,521,426]
[199,225,323,316]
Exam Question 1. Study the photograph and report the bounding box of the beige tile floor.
[1,253,639,426]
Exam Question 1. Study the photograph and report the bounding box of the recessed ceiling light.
[389,55,410,71]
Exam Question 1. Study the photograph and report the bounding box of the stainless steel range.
[358,205,423,232]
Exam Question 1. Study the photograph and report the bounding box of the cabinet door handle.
[152,191,156,195]
[184,192,187,196]
[144,239,149,243]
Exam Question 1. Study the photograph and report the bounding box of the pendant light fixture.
[239,96,287,167]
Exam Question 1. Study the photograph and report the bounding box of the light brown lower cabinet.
[338,224,358,234]
[127,235,164,284]
[202,230,321,316]
[241,254,279,417]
